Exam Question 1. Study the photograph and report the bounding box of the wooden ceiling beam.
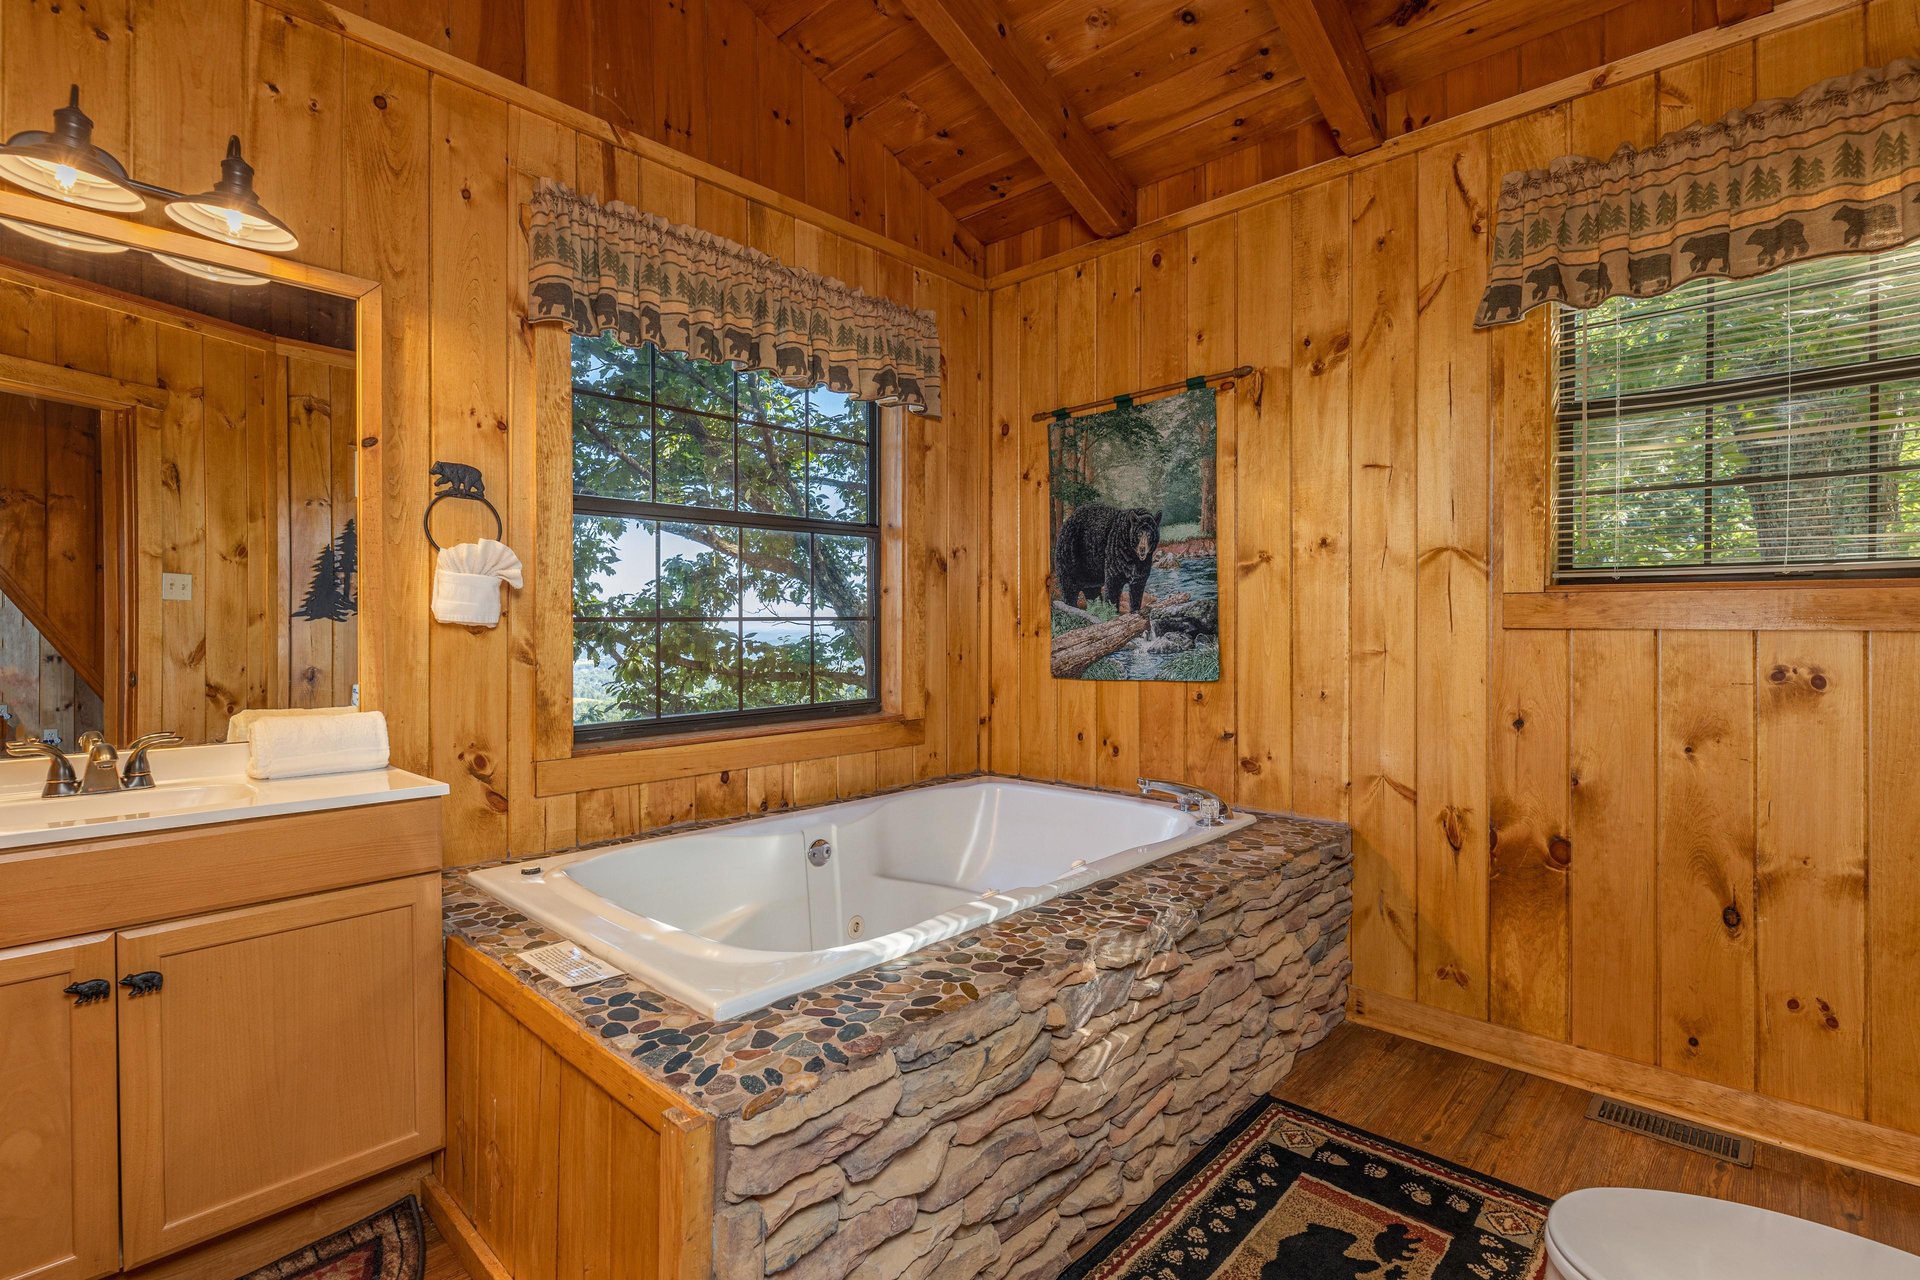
[898,0,1136,237]
[1263,0,1386,155]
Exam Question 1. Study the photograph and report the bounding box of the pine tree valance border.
[1477,58,1920,327]
[527,179,943,417]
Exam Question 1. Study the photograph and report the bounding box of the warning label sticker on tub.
[517,941,624,988]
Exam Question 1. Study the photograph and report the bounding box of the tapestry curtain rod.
[1032,365,1255,422]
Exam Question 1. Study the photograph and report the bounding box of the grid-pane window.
[571,335,879,738]
[1554,242,1920,581]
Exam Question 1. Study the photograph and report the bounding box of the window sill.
[1503,580,1920,631]
[533,713,925,795]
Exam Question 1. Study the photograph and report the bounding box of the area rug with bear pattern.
[1061,1098,1551,1280]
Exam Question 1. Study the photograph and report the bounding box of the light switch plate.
[161,572,193,601]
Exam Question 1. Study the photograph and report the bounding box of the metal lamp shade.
[163,136,298,252]
[0,86,145,213]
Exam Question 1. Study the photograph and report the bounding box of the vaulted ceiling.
[740,0,1774,253]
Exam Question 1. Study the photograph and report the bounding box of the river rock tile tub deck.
[445,796,1352,1280]
[442,807,1347,1120]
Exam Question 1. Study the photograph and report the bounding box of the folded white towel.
[246,710,390,780]
[433,539,524,627]
[225,705,358,744]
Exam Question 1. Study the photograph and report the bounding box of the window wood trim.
[1495,309,1920,631]
[529,326,925,789]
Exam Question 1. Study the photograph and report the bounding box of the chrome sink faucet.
[10,731,185,797]
[1138,778,1232,826]
[77,732,119,794]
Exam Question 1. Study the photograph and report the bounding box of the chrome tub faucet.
[1137,778,1232,826]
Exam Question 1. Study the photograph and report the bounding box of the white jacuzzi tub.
[468,777,1252,1018]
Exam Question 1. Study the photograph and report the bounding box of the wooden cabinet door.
[116,876,444,1267]
[0,933,119,1280]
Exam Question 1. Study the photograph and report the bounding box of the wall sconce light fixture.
[165,137,299,252]
[0,85,298,277]
[0,87,144,213]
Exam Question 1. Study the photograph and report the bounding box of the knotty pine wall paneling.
[984,0,1920,1165]
[337,0,981,272]
[0,0,990,860]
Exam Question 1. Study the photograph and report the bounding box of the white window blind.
[1554,242,1920,581]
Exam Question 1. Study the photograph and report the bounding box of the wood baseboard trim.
[1350,989,1920,1187]
[422,1176,512,1280]
[122,1157,432,1280]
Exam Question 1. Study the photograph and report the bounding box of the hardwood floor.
[410,1022,1920,1279]
[421,1217,472,1280]
[1276,1023,1920,1254]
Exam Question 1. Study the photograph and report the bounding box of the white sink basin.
[0,743,448,850]
[0,782,260,831]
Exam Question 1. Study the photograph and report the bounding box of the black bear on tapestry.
[1053,504,1161,615]
[294,518,358,622]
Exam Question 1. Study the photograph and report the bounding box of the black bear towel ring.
[424,460,503,551]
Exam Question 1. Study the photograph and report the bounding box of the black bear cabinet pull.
[423,460,502,551]
[63,978,111,1006]
[119,971,164,997]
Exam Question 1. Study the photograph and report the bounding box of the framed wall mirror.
[0,192,385,747]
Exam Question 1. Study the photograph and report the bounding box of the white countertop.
[0,742,448,851]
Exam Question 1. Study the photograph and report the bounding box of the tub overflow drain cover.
[808,838,832,867]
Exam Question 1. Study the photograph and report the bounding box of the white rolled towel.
[247,710,390,780]
[225,705,357,744]
[433,539,523,626]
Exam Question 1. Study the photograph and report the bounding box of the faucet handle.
[8,738,80,796]
[120,732,184,790]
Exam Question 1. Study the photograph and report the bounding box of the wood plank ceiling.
[740,0,1774,253]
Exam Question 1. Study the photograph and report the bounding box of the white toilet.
[1544,1187,1920,1279]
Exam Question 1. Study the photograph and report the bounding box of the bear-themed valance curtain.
[1476,58,1920,328]
[527,180,943,416]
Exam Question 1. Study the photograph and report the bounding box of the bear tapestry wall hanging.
[1050,384,1220,682]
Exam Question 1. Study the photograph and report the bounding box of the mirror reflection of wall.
[0,389,104,744]
[0,222,357,746]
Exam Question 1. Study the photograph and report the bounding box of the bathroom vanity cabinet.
[0,798,444,1280]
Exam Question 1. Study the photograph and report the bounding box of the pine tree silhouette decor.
[294,518,359,622]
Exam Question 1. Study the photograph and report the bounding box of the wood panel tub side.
[427,938,717,1280]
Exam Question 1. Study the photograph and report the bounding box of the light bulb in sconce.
[153,251,270,287]
[164,136,298,253]
[0,86,145,213]
[0,216,128,255]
